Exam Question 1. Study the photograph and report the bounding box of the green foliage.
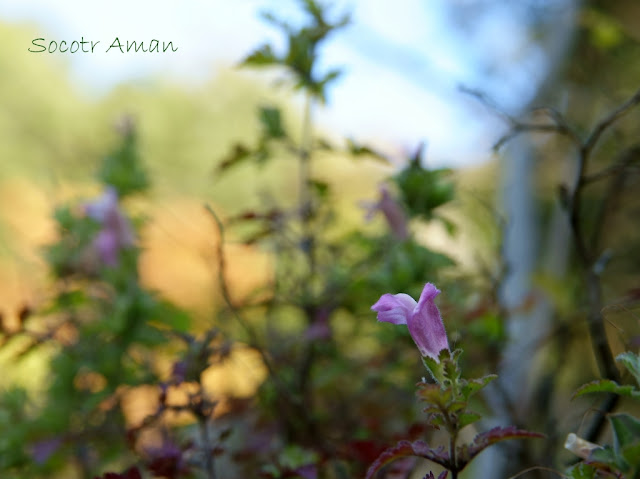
[566,463,597,479]
[573,379,640,400]
[394,149,455,221]
[241,0,349,103]
[98,125,149,198]
[0,128,194,477]
[260,106,287,139]
[570,352,640,477]
[573,351,640,400]
[617,352,640,388]
[370,349,540,478]
[584,414,640,476]
[419,349,496,431]
[582,8,625,51]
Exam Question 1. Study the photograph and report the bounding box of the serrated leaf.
[365,441,448,479]
[417,382,450,405]
[457,412,482,429]
[421,355,446,384]
[458,427,544,465]
[460,375,498,401]
[447,401,467,414]
[442,355,462,383]
[424,413,445,428]
[616,352,640,388]
[572,379,640,400]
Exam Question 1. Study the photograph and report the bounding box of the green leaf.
[457,411,482,429]
[460,375,498,401]
[610,413,640,455]
[309,179,330,199]
[589,445,622,470]
[621,442,640,469]
[394,163,455,221]
[572,379,640,400]
[98,129,149,197]
[616,352,640,388]
[417,381,452,406]
[217,143,252,172]
[241,44,279,67]
[565,463,597,479]
[421,351,447,384]
[346,138,389,163]
[259,106,286,139]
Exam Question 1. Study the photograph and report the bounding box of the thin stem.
[199,417,216,479]
[449,432,458,479]
[205,204,318,445]
[205,205,289,393]
[299,92,315,276]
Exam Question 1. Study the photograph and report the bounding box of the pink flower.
[371,283,449,360]
[85,187,134,266]
[361,185,409,240]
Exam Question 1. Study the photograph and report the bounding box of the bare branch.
[583,86,640,156]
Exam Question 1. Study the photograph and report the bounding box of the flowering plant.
[369,283,543,479]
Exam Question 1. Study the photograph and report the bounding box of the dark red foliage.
[458,426,545,464]
[423,471,448,479]
[145,440,190,479]
[93,466,142,479]
[365,440,448,479]
[343,439,388,465]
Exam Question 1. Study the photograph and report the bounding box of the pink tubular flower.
[361,185,409,240]
[371,283,449,360]
[85,187,134,266]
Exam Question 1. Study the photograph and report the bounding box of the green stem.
[449,432,458,479]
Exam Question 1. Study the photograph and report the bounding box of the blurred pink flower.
[371,283,449,361]
[85,187,134,266]
[361,185,409,240]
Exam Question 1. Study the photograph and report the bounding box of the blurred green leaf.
[259,106,286,139]
[566,463,597,479]
[98,130,149,197]
[616,352,640,388]
[572,379,640,400]
[242,44,279,67]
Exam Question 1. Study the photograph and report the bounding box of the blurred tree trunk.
[475,2,579,477]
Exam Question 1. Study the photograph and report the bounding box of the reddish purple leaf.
[94,467,142,479]
[458,426,545,465]
[423,472,448,479]
[365,440,448,479]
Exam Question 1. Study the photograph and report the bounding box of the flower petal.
[371,293,416,325]
[95,230,119,266]
[408,283,449,359]
[85,187,118,222]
